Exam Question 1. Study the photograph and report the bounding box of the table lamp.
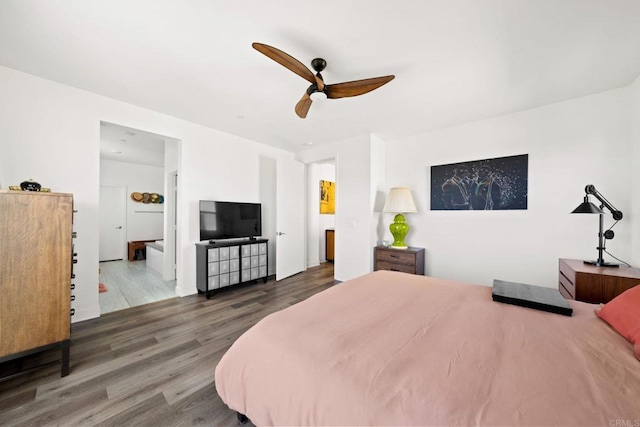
[383,187,417,249]
[571,184,623,267]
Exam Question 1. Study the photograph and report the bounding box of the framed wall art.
[430,154,528,211]
[320,180,335,214]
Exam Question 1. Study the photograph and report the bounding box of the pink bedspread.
[215,271,640,426]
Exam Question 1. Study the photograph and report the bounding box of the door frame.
[164,171,178,280]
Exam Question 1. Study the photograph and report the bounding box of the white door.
[276,158,305,281]
[99,185,126,261]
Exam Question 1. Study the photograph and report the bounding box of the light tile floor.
[98,259,177,315]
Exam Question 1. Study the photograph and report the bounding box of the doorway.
[98,121,179,314]
[306,159,336,278]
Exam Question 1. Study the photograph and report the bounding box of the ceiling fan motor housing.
[311,58,327,72]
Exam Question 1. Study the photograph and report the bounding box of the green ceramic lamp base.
[389,213,409,249]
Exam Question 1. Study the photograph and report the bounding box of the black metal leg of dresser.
[61,339,70,377]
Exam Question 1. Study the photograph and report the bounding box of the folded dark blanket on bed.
[492,279,573,316]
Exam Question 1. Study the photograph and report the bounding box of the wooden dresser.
[0,191,74,376]
[374,246,425,275]
[558,258,640,304]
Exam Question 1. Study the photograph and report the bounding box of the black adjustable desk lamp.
[571,185,623,267]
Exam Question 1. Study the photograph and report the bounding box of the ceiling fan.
[252,42,395,119]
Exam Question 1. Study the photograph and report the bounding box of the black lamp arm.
[585,185,623,220]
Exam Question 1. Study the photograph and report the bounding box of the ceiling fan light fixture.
[310,91,327,101]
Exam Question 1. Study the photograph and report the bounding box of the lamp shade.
[571,196,604,214]
[383,187,417,213]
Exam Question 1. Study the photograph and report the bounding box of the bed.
[215,270,640,426]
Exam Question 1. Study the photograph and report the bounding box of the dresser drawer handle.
[390,254,399,258]
[391,268,400,271]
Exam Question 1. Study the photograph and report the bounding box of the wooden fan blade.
[325,75,395,99]
[295,92,312,118]
[252,42,316,84]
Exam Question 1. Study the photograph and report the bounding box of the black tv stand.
[196,239,269,298]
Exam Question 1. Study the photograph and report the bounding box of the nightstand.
[374,246,425,275]
[326,229,334,262]
[558,258,640,304]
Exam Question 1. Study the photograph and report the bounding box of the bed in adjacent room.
[214,270,640,426]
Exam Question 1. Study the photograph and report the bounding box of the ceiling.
[2,1,640,155]
[100,122,168,167]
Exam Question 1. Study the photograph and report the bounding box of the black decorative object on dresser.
[374,245,425,275]
[196,239,269,298]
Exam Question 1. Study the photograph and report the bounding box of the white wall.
[100,159,164,244]
[306,163,336,267]
[631,76,640,267]
[386,87,634,288]
[0,65,295,322]
[370,135,387,248]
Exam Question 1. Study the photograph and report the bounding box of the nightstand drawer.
[558,272,575,299]
[559,260,576,286]
[376,250,416,265]
[376,261,417,274]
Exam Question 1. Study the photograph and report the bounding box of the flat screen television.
[199,200,262,241]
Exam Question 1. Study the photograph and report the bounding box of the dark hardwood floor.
[0,263,336,426]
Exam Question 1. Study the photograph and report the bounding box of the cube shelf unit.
[196,239,268,298]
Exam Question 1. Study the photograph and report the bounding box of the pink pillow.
[596,285,640,360]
